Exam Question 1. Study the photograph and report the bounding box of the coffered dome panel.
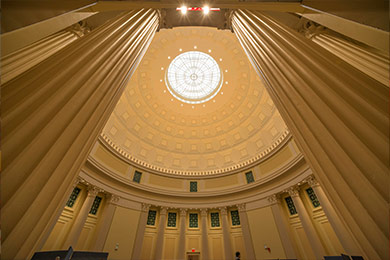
[101,27,289,176]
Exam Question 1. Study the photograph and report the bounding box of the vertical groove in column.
[155,207,167,260]
[131,203,150,259]
[231,9,388,259]
[1,9,159,260]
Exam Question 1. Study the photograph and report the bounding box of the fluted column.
[1,23,89,84]
[268,195,299,258]
[220,207,233,260]
[178,208,187,260]
[92,194,120,251]
[300,22,389,86]
[288,187,326,259]
[236,204,256,260]
[64,186,99,249]
[232,9,388,259]
[306,176,362,255]
[2,9,159,260]
[200,209,210,260]
[154,207,167,260]
[131,203,151,259]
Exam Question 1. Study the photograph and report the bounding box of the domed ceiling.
[101,27,289,176]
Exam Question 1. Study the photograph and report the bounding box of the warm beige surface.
[247,206,286,259]
[101,26,289,176]
[103,206,140,259]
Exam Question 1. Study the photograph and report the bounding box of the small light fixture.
[203,6,210,14]
[219,58,223,61]
[168,56,171,59]
[179,48,183,52]
[225,81,228,84]
[180,6,187,14]
[194,45,197,49]
[161,67,164,70]
[208,49,212,53]
[225,69,228,72]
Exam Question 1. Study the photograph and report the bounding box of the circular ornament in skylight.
[166,51,223,104]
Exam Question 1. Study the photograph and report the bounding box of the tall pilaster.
[288,187,326,259]
[232,9,388,259]
[267,195,298,258]
[1,23,89,84]
[131,203,151,259]
[306,176,362,255]
[2,9,159,260]
[236,204,256,260]
[63,186,99,249]
[200,209,210,260]
[177,208,187,260]
[220,207,233,260]
[154,207,167,260]
[91,194,119,251]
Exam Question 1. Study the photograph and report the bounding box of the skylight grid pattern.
[166,51,222,104]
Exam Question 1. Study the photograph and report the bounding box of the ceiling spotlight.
[203,6,210,14]
[194,45,197,49]
[180,6,187,14]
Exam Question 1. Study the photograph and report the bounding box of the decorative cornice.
[99,130,290,177]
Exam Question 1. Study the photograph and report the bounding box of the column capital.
[160,207,167,215]
[200,208,208,217]
[236,203,246,212]
[141,203,151,212]
[72,176,82,188]
[287,186,300,197]
[305,175,320,187]
[179,208,187,217]
[219,207,228,215]
[267,194,281,205]
[87,186,100,197]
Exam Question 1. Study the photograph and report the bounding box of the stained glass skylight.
[166,51,222,104]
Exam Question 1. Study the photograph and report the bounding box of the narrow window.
[230,210,241,226]
[306,188,321,208]
[190,181,197,192]
[245,171,254,184]
[133,170,142,183]
[189,213,198,228]
[66,187,81,208]
[147,210,157,226]
[210,212,220,227]
[167,212,177,227]
[89,196,102,215]
[285,196,297,215]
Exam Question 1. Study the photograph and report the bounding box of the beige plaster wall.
[247,206,286,259]
[103,206,140,259]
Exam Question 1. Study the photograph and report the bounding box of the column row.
[136,205,254,260]
[268,175,361,259]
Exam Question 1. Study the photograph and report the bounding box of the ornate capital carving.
[237,204,246,212]
[267,194,280,205]
[87,186,99,197]
[141,203,151,212]
[306,175,319,187]
[219,207,227,215]
[200,208,208,217]
[109,195,120,204]
[287,186,300,197]
[160,207,167,215]
[179,208,187,216]
[72,176,82,188]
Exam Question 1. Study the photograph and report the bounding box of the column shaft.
[131,203,150,259]
[63,187,98,249]
[307,176,362,255]
[289,188,326,259]
[232,9,388,259]
[1,24,87,84]
[268,196,298,258]
[154,207,167,260]
[177,209,187,260]
[220,207,233,260]
[92,195,119,251]
[237,204,256,260]
[200,209,210,260]
[1,9,159,260]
